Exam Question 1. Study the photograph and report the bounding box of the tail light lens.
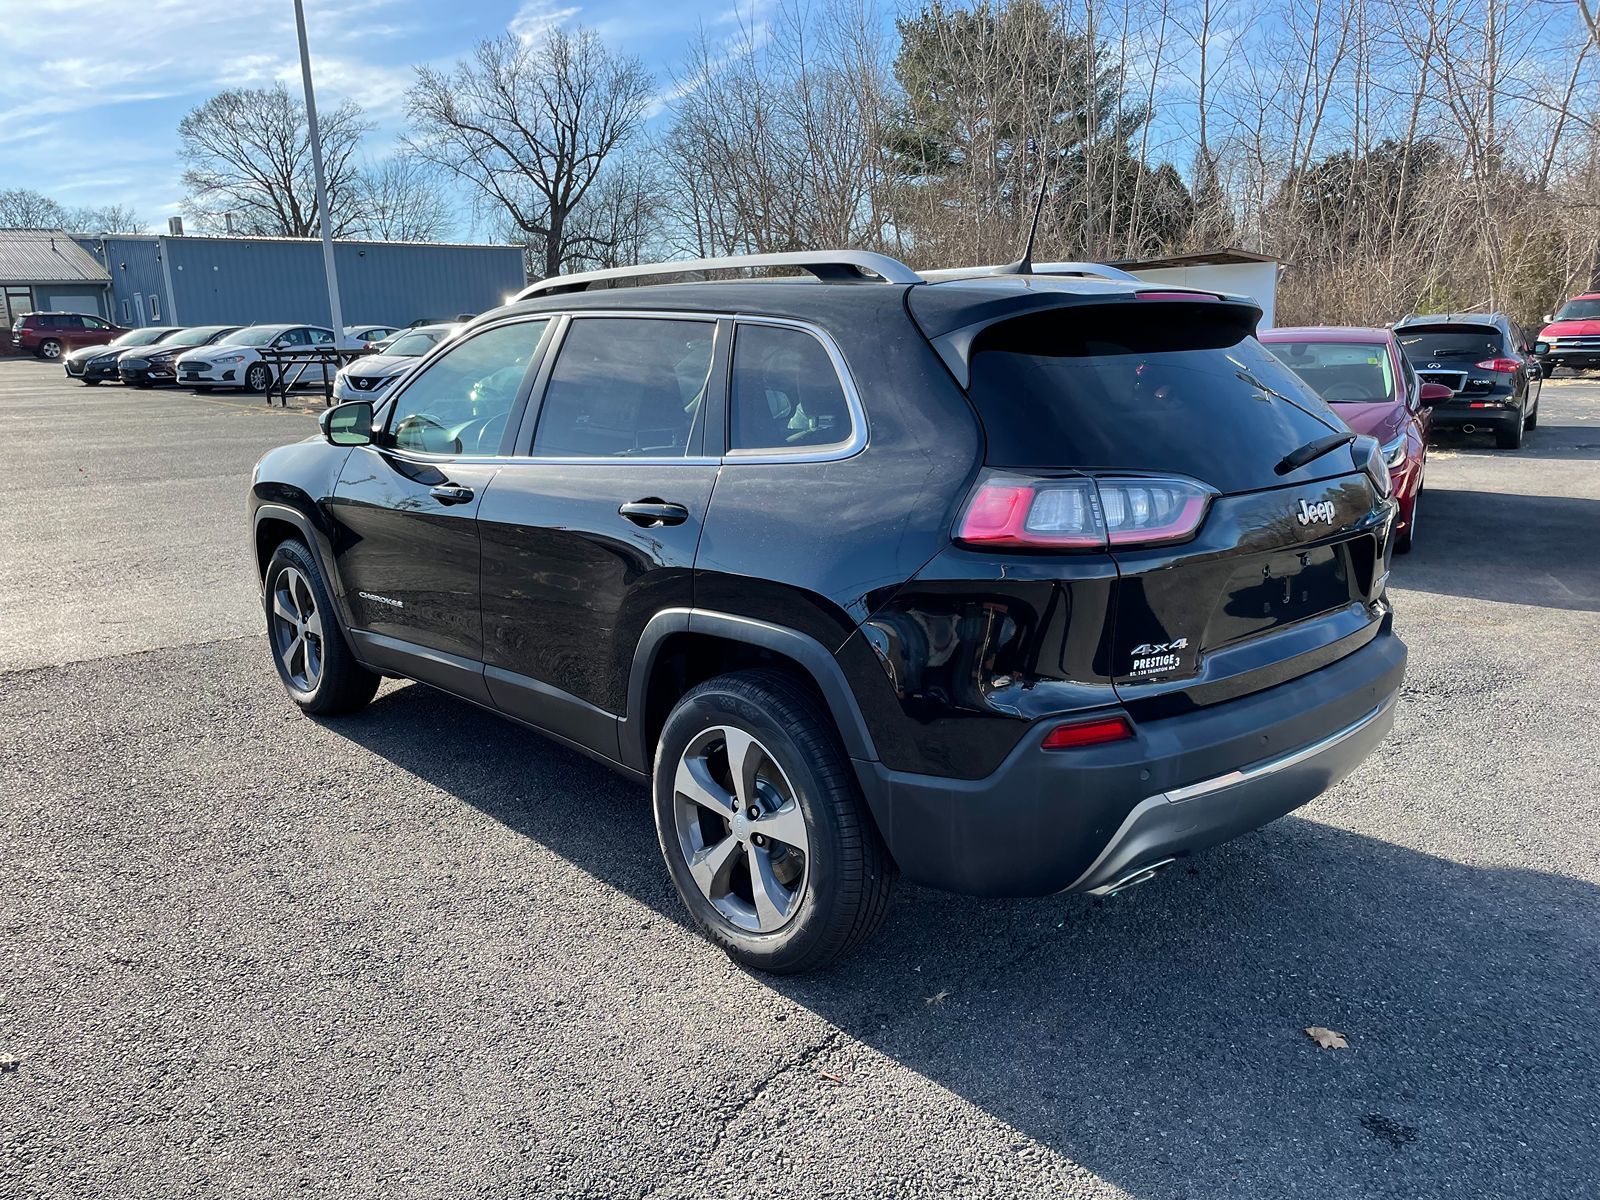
[1475,358,1521,373]
[1042,713,1135,749]
[956,471,1212,550]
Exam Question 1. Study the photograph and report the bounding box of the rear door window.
[965,304,1344,494]
[532,317,713,458]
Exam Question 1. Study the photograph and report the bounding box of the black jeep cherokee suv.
[249,251,1405,973]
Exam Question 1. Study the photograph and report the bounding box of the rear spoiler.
[911,288,1263,389]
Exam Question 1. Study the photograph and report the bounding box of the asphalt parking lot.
[3,357,1598,1199]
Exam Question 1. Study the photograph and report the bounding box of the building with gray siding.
[0,230,114,336]
[71,232,527,329]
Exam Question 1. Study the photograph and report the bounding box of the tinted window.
[1268,339,1394,404]
[1396,324,1504,360]
[274,328,309,347]
[966,304,1344,494]
[80,316,106,329]
[729,324,852,452]
[309,328,334,345]
[387,319,548,456]
[533,318,713,458]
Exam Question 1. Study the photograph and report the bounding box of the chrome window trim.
[387,308,867,468]
[722,314,868,465]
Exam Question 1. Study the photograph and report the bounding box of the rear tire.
[1496,412,1525,450]
[37,339,61,360]
[652,669,893,974]
[263,538,379,716]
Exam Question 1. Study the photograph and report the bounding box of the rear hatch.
[1395,323,1512,399]
[942,296,1392,717]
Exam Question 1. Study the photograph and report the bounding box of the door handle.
[619,499,690,527]
[429,484,475,505]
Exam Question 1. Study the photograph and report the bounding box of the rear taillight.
[1042,714,1135,749]
[1475,358,1521,373]
[956,471,1212,550]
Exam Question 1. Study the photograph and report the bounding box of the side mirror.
[321,400,373,446]
[1418,382,1453,406]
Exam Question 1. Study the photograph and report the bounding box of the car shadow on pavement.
[1393,487,1600,612]
[330,681,1600,1199]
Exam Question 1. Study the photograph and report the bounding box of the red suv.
[1261,326,1449,553]
[10,312,126,361]
[1535,293,1600,377]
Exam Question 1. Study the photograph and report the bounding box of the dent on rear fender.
[844,563,1122,779]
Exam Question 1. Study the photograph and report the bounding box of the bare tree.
[406,29,654,279]
[178,84,372,237]
[65,203,143,234]
[0,189,68,228]
[354,157,455,242]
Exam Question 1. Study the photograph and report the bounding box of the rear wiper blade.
[1275,432,1355,476]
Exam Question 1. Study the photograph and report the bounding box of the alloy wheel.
[671,726,810,933]
[40,341,60,360]
[270,566,325,692]
[247,364,271,392]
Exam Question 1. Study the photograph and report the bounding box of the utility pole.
[293,0,345,338]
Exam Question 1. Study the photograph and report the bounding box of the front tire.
[245,362,273,393]
[652,670,893,974]
[263,539,378,716]
[1395,489,1418,554]
[1525,396,1539,429]
[81,378,100,386]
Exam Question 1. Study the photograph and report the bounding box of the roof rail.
[515,250,922,300]
[920,261,1141,284]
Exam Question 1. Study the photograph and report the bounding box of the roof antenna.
[1001,142,1053,276]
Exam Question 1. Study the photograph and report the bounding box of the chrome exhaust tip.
[1460,423,1476,433]
[1088,857,1178,897]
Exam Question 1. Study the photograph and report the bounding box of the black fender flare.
[620,608,880,774]
[251,501,353,617]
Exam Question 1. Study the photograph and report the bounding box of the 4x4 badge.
[1296,498,1336,526]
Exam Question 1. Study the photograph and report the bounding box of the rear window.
[1268,340,1394,404]
[966,304,1344,494]
[1396,325,1503,360]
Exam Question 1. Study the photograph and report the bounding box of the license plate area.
[1207,544,1351,648]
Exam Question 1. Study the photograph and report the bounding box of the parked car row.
[32,318,462,395]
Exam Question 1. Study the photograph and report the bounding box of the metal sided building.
[72,232,527,329]
[1,230,115,333]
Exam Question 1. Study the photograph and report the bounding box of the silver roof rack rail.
[516,250,923,300]
[921,261,1141,284]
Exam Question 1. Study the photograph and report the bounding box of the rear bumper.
[855,621,1405,896]
[1428,404,1518,431]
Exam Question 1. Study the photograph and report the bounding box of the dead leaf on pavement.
[925,989,950,1006]
[819,1070,846,1085]
[1305,1026,1350,1050]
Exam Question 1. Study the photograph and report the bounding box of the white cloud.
[511,0,583,42]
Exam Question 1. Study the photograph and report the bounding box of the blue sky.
[0,0,757,237]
